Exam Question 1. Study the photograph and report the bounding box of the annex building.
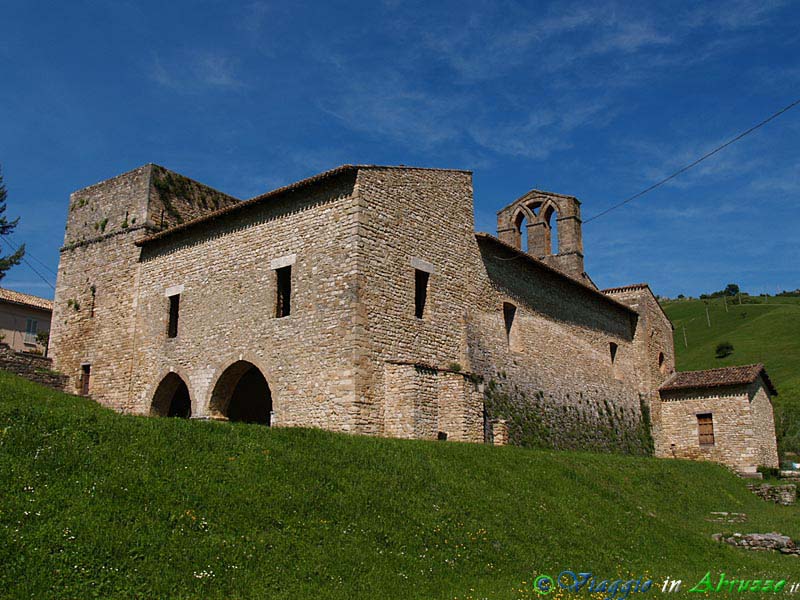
[48,164,779,474]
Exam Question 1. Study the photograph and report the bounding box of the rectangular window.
[698,413,715,446]
[275,266,292,318]
[24,319,38,345]
[414,269,429,318]
[80,364,91,396]
[167,294,180,338]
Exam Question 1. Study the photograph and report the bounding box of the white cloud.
[150,51,244,91]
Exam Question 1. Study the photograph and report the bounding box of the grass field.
[1,372,798,599]
[661,295,800,454]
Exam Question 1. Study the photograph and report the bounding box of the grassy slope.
[1,373,798,599]
[662,296,800,452]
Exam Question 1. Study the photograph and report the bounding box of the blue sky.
[1,0,799,299]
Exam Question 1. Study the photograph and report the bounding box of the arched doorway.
[210,361,272,424]
[151,373,192,418]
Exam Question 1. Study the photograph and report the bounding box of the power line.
[0,234,57,277]
[0,236,55,291]
[584,97,800,224]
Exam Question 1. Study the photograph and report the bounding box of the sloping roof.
[474,232,637,315]
[659,364,777,396]
[0,287,53,312]
[136,164,472,247]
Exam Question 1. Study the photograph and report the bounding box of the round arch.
[151,372,192,418]
[209,360,273,424]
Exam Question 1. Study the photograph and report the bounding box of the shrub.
[715,341,734,358]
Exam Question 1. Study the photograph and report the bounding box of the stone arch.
[541,201,559,255]
[150,372,193,418]
[209,360,273,424]
[511,205,536,251]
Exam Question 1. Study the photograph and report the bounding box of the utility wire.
[584,97,800,224]
[0,236,56,291]
[0,234,57,277]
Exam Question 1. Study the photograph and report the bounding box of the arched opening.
[513,211,528,252]
[544,205,559,255]
[210,361,272,424]
[658,352,667,374]
[151,373,192,418]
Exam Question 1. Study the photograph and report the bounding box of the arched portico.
[209,360,272,424]
[151,372,192,418]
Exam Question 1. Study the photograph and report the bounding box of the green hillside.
[662,296,800,454]
[1,372,798,599]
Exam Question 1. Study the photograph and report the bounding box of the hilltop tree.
[724,283,740,297]
[0,166,25,282]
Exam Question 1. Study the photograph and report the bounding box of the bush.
[715,341,734,358]
[757,466,780,479]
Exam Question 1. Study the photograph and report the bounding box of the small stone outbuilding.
[656,364,780,475]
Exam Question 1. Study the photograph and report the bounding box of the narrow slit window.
[275,266,292,318]
[609,342,618,364]
[414,269,429,319]
[167,294,180,338]
[698,413,715,446]
[80,364,91,396]
[503,302,521,351]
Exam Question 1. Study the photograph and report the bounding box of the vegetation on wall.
[482,371,653,455]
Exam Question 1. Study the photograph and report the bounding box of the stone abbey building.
[49,164,779,473]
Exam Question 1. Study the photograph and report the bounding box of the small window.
[80,364,91,396]
[414,269,429,319]
[503,302,522,352]
[658,352,666,374]
[698,413,715,446]
[275,266,292,318]
[609,342,618,364]
[167,294,180,338]
[24,319,38,345]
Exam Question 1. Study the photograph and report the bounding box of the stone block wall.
[131,172,362,429]
[467,238,653,454]
[0,344,69,391]
[382,363,482,441]
[656,385,774,474]
[50,164,239,407]
[749,380,780,468]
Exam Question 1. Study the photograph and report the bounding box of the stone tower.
[496,189,587,284]
[49,164,239,405]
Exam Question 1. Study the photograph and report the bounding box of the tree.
[0,166,24,281]
[724,283,740,297]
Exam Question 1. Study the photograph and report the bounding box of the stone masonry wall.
[383,362,484,442]
[604,287,675,454]
[50,165,240,408]
[468,241,652,454]
[0,344,69,391]
[657,386,760,473]
[749,379,780,468]
[354,168,478,436]
[131,173,362,429]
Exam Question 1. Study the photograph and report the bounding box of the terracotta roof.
[601,283,650,294]
[659,364,777,396]
[136,164,472,247]
[474,232,637,315]
[0,287,53,312]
